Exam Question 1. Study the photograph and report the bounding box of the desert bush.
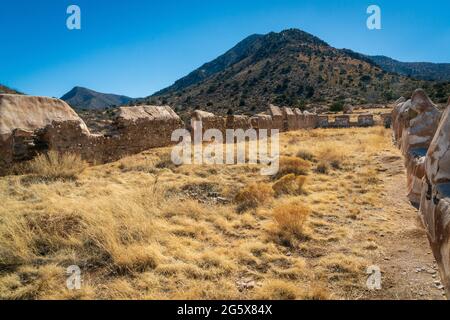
[26,151,87,180]
[272,174,307,196]
[330,101,344,112]
[155,153,179,170]
[316,147,343,170]
[234,182,274,212]
[315,161,330,174]
[276,157,310,179]
[273,200,310,238]
[359,168,379,185]
[296,150,315,162]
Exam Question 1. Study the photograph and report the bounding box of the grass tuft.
[235,182,274,212]
[276,157,310,179]
[273,200,310,238]
[25,151,87,181]
[272,174,307,196]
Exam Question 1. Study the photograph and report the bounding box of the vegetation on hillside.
[0,84,21,94]
[143,29,450,115]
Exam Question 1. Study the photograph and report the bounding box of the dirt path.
[363,151,446,300]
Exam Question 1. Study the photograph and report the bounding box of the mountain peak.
[61,86,133,110]
[148,29,450,115]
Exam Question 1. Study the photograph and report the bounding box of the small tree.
[330,100,344,112]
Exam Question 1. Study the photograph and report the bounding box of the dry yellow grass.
[234,182,274,212]
[272,200,310,237]
[272,174,307,196]
[24,151,87,181]
[0,126,396,300]
[276,156,310,178]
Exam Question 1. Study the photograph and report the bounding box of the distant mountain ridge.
[146,28,449,115]
[366,55,450,82]
[0,84,21,94]
[61,86,132,110]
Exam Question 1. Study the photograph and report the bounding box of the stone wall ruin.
[392,90,450,297]
[0,94,184,172]
[1,94,381,173]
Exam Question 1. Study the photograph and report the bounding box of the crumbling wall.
[398,91,441,204]
[317,115,329,128]
[293,109,303,128]
[2,93,394,174]
[358,114,375,127]
[392,91,450,297]
[191,110,226,135]
[226,115,252,131]
[250,114,273,131]
[282,107,298,131]
[0,97,185,171]
[332,115,350,128]
[0,94,89,172]
[380,113,392,128]
[393,98,413,148]
[268,105,284,131]
[419,97,450,297]
[303,111,319,129]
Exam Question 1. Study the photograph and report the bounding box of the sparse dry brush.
[234,182,274,212]
[276,156,310,179]
[316,147,344,170]
[296,150,315,162]
[272,174,307,196]
[272,199,310,239]
[25,151,87,181]
[315,161,330,174]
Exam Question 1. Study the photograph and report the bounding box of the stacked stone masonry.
[392,89,450,297]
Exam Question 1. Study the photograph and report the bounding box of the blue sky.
[1,0,449,98]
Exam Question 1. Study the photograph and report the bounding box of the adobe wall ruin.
[282,107,298,131]
[1,94,382,173]
[191,110,226,135]
[357,114,375,127]
[268,105,284,131]
[392,90,450,297]
[0,95,184,172]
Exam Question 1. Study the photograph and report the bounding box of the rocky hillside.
[367,55,450,82]
[145,29,449,115]
[0,84,21,94]
[61,86,132,110]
